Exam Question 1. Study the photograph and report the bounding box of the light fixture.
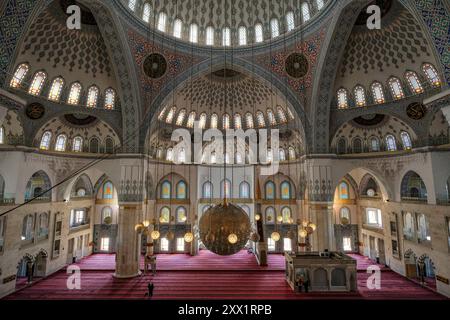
[308,223,317,231]
[228,233,238,244]
[255,214,261,221]
[181,215,187,222]
[135,223,144,232]
[150,230,160,240]
[159,216,165,223]
[184,232,194,243]
[299,229,308,238]
[271,231,281,242]
[143,220,150,227]
[277,215,283,223]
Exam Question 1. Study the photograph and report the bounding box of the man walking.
[144,282,154,298]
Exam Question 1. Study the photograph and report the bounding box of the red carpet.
[3,252,447,300]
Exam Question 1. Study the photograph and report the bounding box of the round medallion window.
[285,53,309,78]
[366,188,376,197]
[76,188,86,197]
[143,53,167,79]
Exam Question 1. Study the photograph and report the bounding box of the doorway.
[34,251,48,278]
[67,238,75,264]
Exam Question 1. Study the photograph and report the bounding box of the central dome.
[199,203,251,256]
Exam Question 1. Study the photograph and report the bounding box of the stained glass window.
[339,182,349,200]
[87,86,99,107]
[10,63,29,88]
[142,3,151,22]
[29,71,47,95]
[157,12,167,32]
[265,207,275,223]
[186,112,196,128]
[104,88,116,109]
[222,27,231,46]
[401,132,412,150]
[103,181,113,199]
[371,82,385,104]
[423,64,441,87]
[161,181,171,199]
[166,107,176,123]
[239,182,250,198]
[55,135,67,152]
[337,89,348,109]
[302,2,311,22]
[48,78,64,101]
[386,135,397,151]
[176,207,187,223]
[221,179,232,198]
[388,77,404,100]
[245,112,254,128]
[176,181,187,199]
[286,11,295,32]
[67,82,82,105]
[211,113,218,129]
[238,26,247,45]
[40,131,52,150]
[128,0,136,11]
[176,109,186,126]
[277,106,287,123]
[234,113,242,129]
[370,137,380,152]
[270,19,279,38]
[173,19,182,38]
[72,136,83,152]
[223,113,230,129]
[189,24,198,43]
[267,109,276,125]
[199,113,207,129]
[354,86,366,107]
[206,26,214,45]
[256,111,266,127]
[265,181,275,199]
[160,207,170,223]
[281,181,291,199]
[202,181,212,198]
[405,71,423,94]
[282,207,292,223]
[255,23,263,43]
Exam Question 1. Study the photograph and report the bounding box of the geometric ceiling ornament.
[25,103,45,120]
[143,53,167,79]
[285,53,309,78]
[406,102,427,120]
[63,113,99,126]
[199,203,251,256]
[352,114,386,127]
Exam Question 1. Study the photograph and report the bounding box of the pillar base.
[112,270,142,279]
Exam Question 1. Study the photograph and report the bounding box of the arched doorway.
[16,254,34,289]
[34,250,48,278]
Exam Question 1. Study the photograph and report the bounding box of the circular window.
[143,53,167,79]
[285,53,309,78]
[366,188,376,197]
[76,188,86,196]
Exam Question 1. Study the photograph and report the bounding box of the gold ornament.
[184,232,194,243]
[255,214,261,221]
[150,230,160,240]
[135,223,144,232]
[227,233,238,244]
[277,215,283,223]
[299,229,308,238]
[308,223,317,231]
[142,220,150,227]
[271,232,281,242]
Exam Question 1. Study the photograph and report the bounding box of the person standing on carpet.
[150,255,157,276]
[145,282,154,298]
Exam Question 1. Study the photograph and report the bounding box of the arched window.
[176,207,187,223]
[234,113,242,129]
[104,88,116,110]
[222,27,231,46]
[166,148,174,161]
[157,12,167,32]
[277,106,287,123]
[423,63,441,87]
[72,136,83,152]
[265,207,275,223]
[105,137,114,154]
[103,181,113,199]
[254,23,263,43]
[279,148,286,161]
[370,137,380,152]
[417,214,430,241]
[238,26,247,45]
[22,214,34,241]
[38,212,49,237]
[354,86,366,107]
[302,2,311,22]
[101,207,112,224]
[48,77,64,101]
[202,181,213,198]
[339,182,349,200]
[401,171,427,200]
[256,111,266,127]
[281,207,292,223]
[371,82,385,104]
[128,0,136,11]
[67,82,82,105]
[40,131,52,150]
[186,111,196,128]
[220,179,232,198]
[189,24,198,43]
[270,18,279,38]
[267,108,276,125]
[337,138,346,154]
[159,207,170,223]
[239,182,250,198]
[266,148,273,163]
[55,134,67,152]
[405,71,423,94]
[401,131,412,150]
[316,0,325,10]
[199,113,207,129]
[142,3,151,22]
[223,113,230,129]
[173,19,182,38]
[89,137,99,153]
[0,126,4,144]
[403,212,414,238]
[340,207,350,224]
[206,26,214,45]
[388,77,405,100]
[280,181,291,199]
[166,107,176,123]
[286,11,295,32]
[176,181,187,199]
[86,86,99,107]
[160,181,171,199]
[265,181,275,199]
[288,146,296,160]
[385,135,397,151]
[352,138,363,153]
[29,71,47,95]
[235,152,243,164]
[210,113,218,129]
[337,89,348,109]
[245,112,254,128]
[10,63,29,88]
[176,109,186,126]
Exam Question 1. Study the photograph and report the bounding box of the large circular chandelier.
[199,202,251,256]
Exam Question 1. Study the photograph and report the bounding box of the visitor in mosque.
[145,282,154,298]
[150,255,157,276]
